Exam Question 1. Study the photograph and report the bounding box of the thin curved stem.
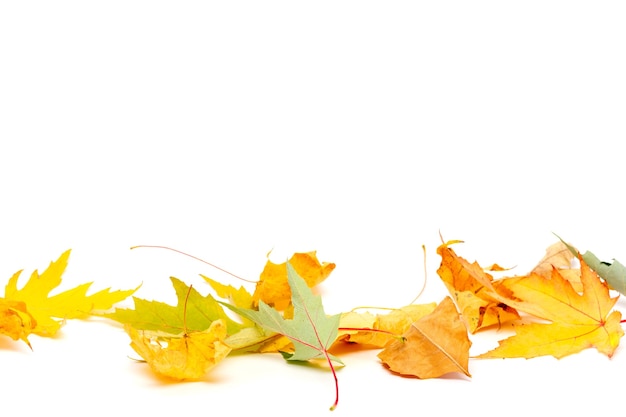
[131,245,257,283]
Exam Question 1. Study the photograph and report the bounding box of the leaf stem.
[338,327,397,336]
[326,351,339,411]
[407,244,428,305]
[130,245,257,283]
[183,284,192,334]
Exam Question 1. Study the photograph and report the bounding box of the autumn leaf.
[202,274,254,310]
[378,297,472,379]
[478,257,624,359]
[0,299,36,348]
[105,276,243,335]
[530,240,582,291]
[222,262,342,410]
[437,241,520,333]
[2,250,137,343]
[580,252,626,295]
[531,241,576,277]
[201,274,291,352]
[337,303,437,348]
[109,280,234,380]
[252,251,335,311]
[126,319,231,380]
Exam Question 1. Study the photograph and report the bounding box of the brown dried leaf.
[378,297,471,379]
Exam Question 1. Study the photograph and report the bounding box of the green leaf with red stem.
[220,262,343,411]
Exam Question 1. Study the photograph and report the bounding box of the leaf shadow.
[0,336,32,352]
[127,357,228,385]
[278,352,345,372]
[380,362,472,382]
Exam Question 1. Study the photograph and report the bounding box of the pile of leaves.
[1,238,625,411]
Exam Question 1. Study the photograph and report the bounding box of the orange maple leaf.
[252,251,335,311]
[436,241,520,333]
[478,257,624,359]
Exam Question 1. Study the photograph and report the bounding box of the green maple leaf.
[555,234,626,295]
[104,277,243,335]
[578,252,626,295]
[221,262,342,410]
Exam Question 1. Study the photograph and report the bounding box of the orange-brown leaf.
[377,297,471,379]
[436,241,519,333]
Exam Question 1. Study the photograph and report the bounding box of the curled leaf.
[436,241,519,332]
[0,299,36,348]
[126,319,231,380]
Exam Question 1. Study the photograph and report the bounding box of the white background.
[1,1,625,415]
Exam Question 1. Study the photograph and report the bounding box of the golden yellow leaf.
[436,241,519,333]
[0,299,36,348]
[336,311,377,343]
[337,303,437,348]
[3,250,137,340]
[126,319,232,380]
[377,297,471,378]
[252,251,335,310]
[479,258,624,359]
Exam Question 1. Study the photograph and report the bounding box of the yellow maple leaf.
[436,241,520,333]
[377,297,472,378]
[2,250,138,339]
[478,258,624,359]
[252,251,335,310]
[126,319,232,380]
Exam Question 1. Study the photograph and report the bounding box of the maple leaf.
[478,258,624,359]
[2,250,137,342]
[202,275,254,310]
[252,251,335,311]
[378,297,472,378]
[436,241,520,332]
[580,252,626,295]
[222,262,342,410]
[105,276,243,335]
